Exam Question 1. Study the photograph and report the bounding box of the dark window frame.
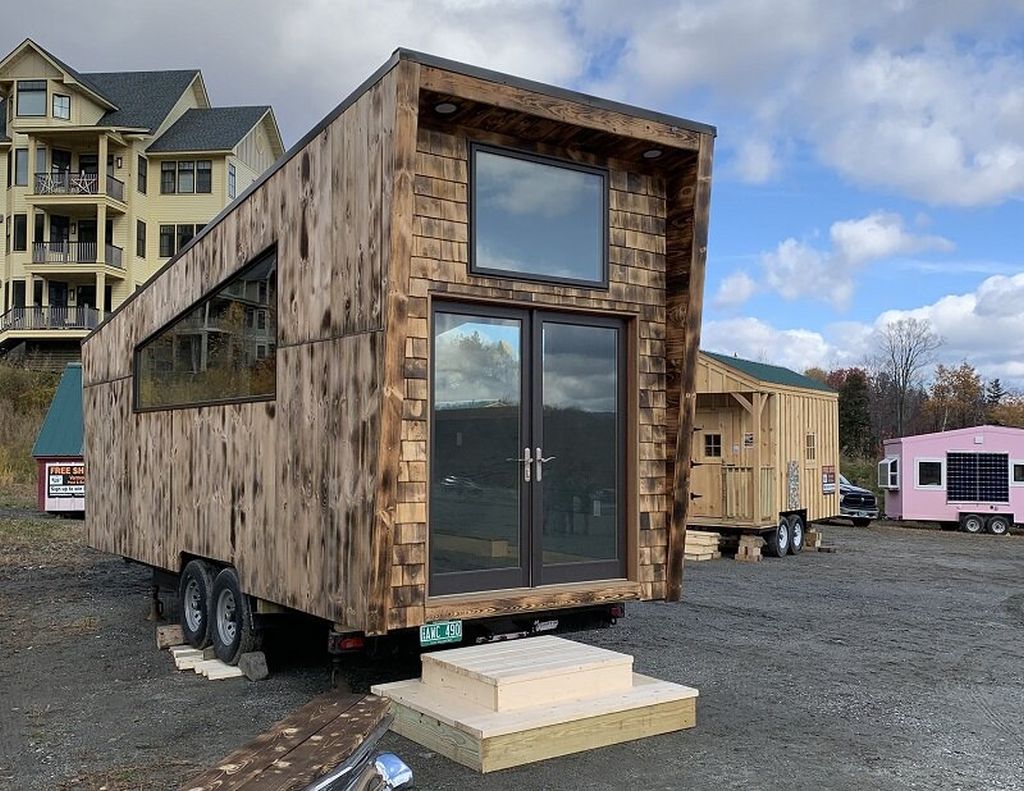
[228,162,237,199]
[136,220,146,258]
[196,159,212,193]
[12,214,27,252]
[177,160,195,193]
[137,155,147,194]
[132,245,278,413]
[704,433,722,458]
[14,148,28,186]
[159,224,175,257]
[52,93,71,120]
[468,142,610,290]
[160,161,176,194]
[16,80,47,117]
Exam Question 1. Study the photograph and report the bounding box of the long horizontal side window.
[134,247,277,410]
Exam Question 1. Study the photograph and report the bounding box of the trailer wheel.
[764,518,790,557]
[961,514,985,534]
[787,515,805,554]
[211,567,260,665]
[986,515,1011,536]
[179,559,215,649]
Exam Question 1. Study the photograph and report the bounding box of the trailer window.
[134,248,277,410]
[1012,462,1024,486]
[704,433,722,458]
[916,459,943,488]
[470,144,607,287]
[805,433,816,461]
[878,457,899,489]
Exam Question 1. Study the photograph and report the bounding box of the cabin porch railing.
[722,465,776,523]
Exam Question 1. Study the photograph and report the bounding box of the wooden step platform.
[372,635,698,773]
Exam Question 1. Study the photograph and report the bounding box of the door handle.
[535,447,556,481]
[506,447,533,482]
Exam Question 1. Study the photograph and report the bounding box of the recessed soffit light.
[434,101,458,115]
[642,148,663,160]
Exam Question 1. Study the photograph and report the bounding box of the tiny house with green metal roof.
[689,350,840,556]
[32,362,85,513]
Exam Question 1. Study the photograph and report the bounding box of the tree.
[803,367,829,385]
[924,362,985,431]
[986,379,1007,410]
[989,391,1024,427]
[835,368,873,457]
[873,318,943,436]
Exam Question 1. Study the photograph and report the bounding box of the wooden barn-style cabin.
[688,351,840,556]
[81,50,716,662]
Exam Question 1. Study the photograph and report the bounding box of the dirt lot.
[2,512,1023,791]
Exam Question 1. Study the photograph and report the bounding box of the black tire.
[764,519,790,558]
[210,567,260,664]
[179,559,215,649]
[986,515,1011,536]
[852,518,872,527]
[961,513,985,534]
[787,514,805,554]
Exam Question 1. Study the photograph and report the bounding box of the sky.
[6,0,1023,382]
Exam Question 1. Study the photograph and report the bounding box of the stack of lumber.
[805,528,824,550]
[157,624,244,681]
[735,535,765,563]
[372,636,699,772]
[684,530,722,561]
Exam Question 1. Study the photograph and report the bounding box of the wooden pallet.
[181,692,390,790]
[684,530,722,562]
[372,636,698,773]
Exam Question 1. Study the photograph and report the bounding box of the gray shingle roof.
[43,48,116,107]
[86,70,200,131]
[702,350,836,393]
[147,106,271,152]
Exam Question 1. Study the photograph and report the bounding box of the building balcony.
[28,172,126,213]
[0,305,100,336]
[32,241,124,269]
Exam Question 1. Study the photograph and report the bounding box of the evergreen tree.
[986,378,1007,407]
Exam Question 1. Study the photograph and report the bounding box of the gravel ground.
[1,518,1023,790]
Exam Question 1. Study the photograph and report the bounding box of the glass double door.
[430,303,626,595]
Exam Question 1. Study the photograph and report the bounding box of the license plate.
[420,620,463,647]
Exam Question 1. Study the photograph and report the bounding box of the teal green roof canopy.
[32,363,84,458]
[702,350,835,393]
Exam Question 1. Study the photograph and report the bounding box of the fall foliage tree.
[924,362,985,431]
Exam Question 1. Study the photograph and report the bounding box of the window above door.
[470,144,608,288]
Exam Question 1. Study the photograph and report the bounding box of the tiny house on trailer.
[880,425,1024,535]
[687,351,840,556]
[81,50,716,663]
[32,362,86,514]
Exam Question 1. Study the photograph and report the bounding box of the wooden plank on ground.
[179,692,371,791]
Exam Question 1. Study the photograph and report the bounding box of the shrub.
[0,364,60,487]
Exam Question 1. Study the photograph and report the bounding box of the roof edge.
[395,48,716,138]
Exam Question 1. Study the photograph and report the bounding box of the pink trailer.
[879,425,1024,535]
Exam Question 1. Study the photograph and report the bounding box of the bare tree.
[873,318,943,436]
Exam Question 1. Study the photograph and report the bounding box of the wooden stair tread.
[373,672,698,739]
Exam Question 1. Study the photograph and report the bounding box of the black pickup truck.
[839,474,879,527]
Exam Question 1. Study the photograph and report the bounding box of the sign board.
[822,465,836,495]
[743,432,754,448]
[45,462,85,512]
[420,619,463,647]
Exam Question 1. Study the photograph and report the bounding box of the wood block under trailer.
[372,636,698,772]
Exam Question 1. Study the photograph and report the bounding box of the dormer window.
[52,94,70,120]
[17,80,47,117]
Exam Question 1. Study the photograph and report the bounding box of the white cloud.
[731,139,781,183]
[706,272,1024,384]
[713,270,758,309]
[576,0,1024,205]
[758,211,953,308]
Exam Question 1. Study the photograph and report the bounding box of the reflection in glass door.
[535,317,624,584]
[429,304,626,595]
[430,308,527,595]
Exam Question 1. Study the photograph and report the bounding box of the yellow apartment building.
[0,39,283,368]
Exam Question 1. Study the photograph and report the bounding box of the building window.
[177,223,196,252]
[704,433,722,458]
[878,457,899,489]
[177,161,195,193]
[137,220,147,258]
[12,214,27,251]
[34,213,44,246]
[196,160,212,193]
[14,149,28,186]
[916,459,944,488]
[134,248,278,410]
[806,433,817,461]
[52,93,71,120]
[1011,462,1024,486]
[137,155,147,194]
[161,162,176,193]
[16,80,46,117]
[159,225,175,257]
[228,163,236,199]
[470,144,608,287]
